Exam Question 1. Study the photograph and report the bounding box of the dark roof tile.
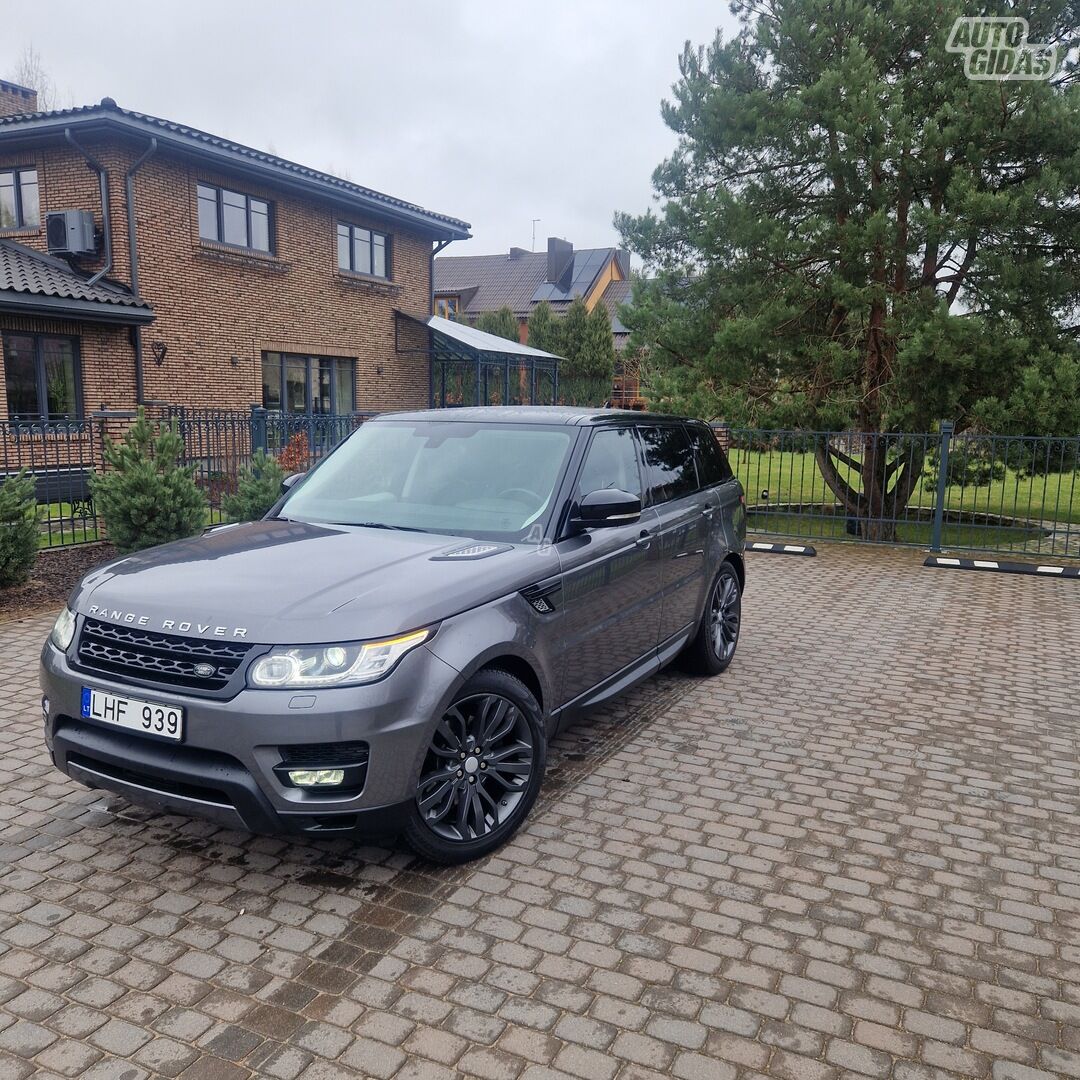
[434,250,550,315]
[435,247,620,316]
[0,238,152,309]
[597,277,633,335]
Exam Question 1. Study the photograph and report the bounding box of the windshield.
[280,420,575,540]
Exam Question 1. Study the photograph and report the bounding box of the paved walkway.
[0,546,1078,1079]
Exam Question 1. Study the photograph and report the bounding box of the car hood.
[70,519,559,644]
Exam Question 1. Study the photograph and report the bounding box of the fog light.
[287,768,346,788]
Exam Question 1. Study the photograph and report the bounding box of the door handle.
[635,530,653,549]
[702,507,716,518]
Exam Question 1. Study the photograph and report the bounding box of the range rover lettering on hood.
[84,605,249,639]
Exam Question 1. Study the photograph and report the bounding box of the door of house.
[262,352,356,456]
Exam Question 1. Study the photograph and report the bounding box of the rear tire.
[404,668,546,865]
[680,561,742,676]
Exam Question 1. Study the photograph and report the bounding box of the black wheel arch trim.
[723,551,745,591]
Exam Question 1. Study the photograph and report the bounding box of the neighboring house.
[0,78,471,426]
[434,237,631,346]
[434,237,643,404]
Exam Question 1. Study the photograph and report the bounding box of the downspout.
[64,129,112,287]
[124,138,158,405]
[430,237,454,407]
[430,237,454,312]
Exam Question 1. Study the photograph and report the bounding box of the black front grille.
[77,618,253,692]
[280,741,370,767]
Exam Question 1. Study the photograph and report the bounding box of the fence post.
[250,405,267,455]
[930,420,954,552]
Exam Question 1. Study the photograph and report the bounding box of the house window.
[2,332,80,420]
[336,223,389,278]
[0,168,40,230]
[262,352,355,414]
[197,183,272,252]
[434,296,460,319]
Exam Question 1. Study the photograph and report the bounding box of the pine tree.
[222,448,287,522]
[558,298,590,374]
[476,306,520,342]
[616,0,1080,536]
[584,303,617,383]
[91,409,208,554]
[527,300,561,354]
[0,469,37,587]
[557,298,614,405]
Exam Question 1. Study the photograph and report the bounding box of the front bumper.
[40,639,462,837]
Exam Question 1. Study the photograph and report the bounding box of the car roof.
[369,406,694,427]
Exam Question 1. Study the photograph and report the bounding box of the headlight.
[248,629,430,689]
[50,607,76,651]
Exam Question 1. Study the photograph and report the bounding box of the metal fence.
[0,407,374,547]
[0,418,100,548]
[4,410,1078,559]
[724,425,1080,559]
[165,407,370,524]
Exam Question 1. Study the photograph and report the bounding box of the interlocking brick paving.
[0,545,1078,1079]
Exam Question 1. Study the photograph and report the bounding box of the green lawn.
[36,502,99,549]
[730,448,1080,526]
[746,510,1042,550]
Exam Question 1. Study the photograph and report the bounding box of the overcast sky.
[0,1,740,256]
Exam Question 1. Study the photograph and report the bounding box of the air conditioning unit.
[46,210,97,255]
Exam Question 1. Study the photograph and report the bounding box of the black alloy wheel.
[405,669,545,863]
[710,570,741,664]
[680,561,742,676]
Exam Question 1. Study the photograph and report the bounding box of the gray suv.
[41,408,746,863]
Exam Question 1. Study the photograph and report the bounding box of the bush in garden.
[278,432,310,474]
[0,468,38,587]
[91,408,207,554]
[222,449,287,522]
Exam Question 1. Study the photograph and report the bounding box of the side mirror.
[281,472,306,494]
[572,488,642,529]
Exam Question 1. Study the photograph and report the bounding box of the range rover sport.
[41,407,746,863]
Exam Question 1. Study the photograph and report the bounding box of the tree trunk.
[814,436,926,542]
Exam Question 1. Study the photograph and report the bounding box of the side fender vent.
[431,542,512,561]
[521,579,561,614]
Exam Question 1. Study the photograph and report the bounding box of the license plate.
[81,687,184,741]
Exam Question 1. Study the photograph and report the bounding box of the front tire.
[404,668,546,865]
[680,561,742,676]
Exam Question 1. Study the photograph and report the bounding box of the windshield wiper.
[343,521,430,533]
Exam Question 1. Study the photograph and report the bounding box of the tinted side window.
[639,425,698,503]
[577,427,642,500]
[688,424,734,486]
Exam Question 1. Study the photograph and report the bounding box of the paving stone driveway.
[0,545,1078,1080]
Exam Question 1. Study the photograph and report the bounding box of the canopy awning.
[394,311,562,407]
[425,314,562,360]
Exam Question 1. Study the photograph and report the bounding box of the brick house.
[0,78,471,425]
[434,238,643,403]
[435,238,631,346]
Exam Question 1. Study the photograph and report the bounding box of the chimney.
[0,79,39,119]
[546,237,574,290]
[508,247,529,260]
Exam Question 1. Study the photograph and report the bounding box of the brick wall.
[0,130,437,414]
[0,81,37,119]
